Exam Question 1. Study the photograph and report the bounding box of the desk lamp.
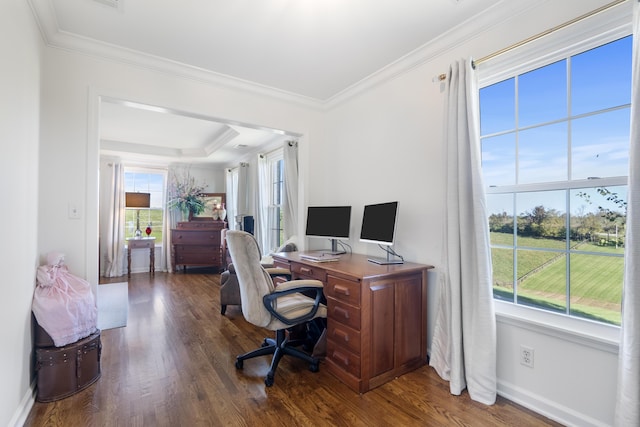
[125,192,151,238]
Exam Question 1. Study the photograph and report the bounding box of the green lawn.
[125,209,164,241]
[490,232,623,325]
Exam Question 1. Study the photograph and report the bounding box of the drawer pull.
[300,267,312,274]
[332,351,349,366]
[334,306,349,319]
[334,285,350,296]
[333,329,350,342]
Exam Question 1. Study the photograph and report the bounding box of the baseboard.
[8,379,36,427]
[498,379,611,427]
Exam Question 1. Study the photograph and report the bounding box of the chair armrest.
[263,280,325,325]
[264,267,292,277]
[272,279,323,292]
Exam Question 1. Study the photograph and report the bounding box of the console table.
[126,237,155,278]
[171,221,226,272]
[272,252,433,393]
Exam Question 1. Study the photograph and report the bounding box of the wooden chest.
[171,221,226,272]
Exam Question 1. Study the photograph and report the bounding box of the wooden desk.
[126,237,155,277]
[272,252,433,393]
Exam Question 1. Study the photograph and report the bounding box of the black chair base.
[235,328,320,386]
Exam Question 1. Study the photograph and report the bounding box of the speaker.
[243,216,254,235]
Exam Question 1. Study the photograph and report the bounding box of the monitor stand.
[367,249,403,265]
[325,239,346,255]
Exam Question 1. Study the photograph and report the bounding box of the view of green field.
[490,232,623,325]
[125,209,164,241]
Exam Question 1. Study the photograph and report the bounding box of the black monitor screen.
[360,201,398,246]
[305,206,352,239]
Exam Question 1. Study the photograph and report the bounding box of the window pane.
[517,250,567,313]
[571,36,632,115]
[488,193,515,238]
[519,60,567,127]
[492,247,514,302]
[516,191,566,247]
[570,253,622,325]
[482,133,516,186]
[518,123,568,184]
[480,78,515,135]
[570,186,627,253]
[571,108,630,180]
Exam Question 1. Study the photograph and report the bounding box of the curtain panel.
[102,161,125,277]
[614,1,640,425]
[429,58,497,405]
[283,140,299,240]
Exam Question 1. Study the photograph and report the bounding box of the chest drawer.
[325,275,361,306]
[327,297,361,330]
[172,231,220,245]
[291,262,327,282]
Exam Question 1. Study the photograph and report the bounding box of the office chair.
[225,230,327,386]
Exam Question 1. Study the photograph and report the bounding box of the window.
[124,169,166,242]
[479,35,631,326]
[266,151,284,250]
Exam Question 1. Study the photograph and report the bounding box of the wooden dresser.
[170,221,226,272]
[272,252,433,393]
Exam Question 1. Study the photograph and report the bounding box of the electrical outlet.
[520,345,534,368]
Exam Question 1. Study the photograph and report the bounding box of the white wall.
[0,1,42,425]
[307,1,624,425]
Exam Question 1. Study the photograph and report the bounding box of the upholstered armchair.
[225,230,326,387]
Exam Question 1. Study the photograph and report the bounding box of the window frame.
[265,150,284,251]
[476,5,631,348]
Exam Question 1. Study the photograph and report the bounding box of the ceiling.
[29,0,503,165]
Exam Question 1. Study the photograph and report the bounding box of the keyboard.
[299,253,341,262]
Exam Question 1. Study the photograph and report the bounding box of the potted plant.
[167,170,206,221]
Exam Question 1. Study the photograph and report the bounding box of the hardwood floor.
[24,269,561,427]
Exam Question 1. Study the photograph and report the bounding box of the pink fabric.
[32,252,98,347]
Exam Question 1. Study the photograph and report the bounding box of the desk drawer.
[327,339,360,378]
[291,263,327,282]
[272,258,290,270]
[325,275,361,306]
[327,297,361,331]
[327,320,361,355]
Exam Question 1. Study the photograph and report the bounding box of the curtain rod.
[434,0,627,81]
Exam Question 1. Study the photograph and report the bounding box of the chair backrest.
[225,230,276,327]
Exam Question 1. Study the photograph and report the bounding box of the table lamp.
[125,192,151,238]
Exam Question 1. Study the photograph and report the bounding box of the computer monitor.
[360,201,402,264]
[305,206,352,254]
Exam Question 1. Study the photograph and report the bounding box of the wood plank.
[24,269,561,427]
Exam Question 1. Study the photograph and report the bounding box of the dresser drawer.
[327,297,361,331]
[291,262,327,282]
[172,231,220,245]
[174,248,221,264]
[327,320,361,355]
[327,339,361,378]
[325,275,361,306]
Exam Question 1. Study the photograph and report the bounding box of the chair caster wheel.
[261,339,270,347]
[235,359,243,370]
[309,361,319,373]
[265,375,274,387]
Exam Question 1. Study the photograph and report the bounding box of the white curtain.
[429,58,497,405]
[102,161,125,277]
[255,154,270,253]
[237,162,250,217]
[164,165,179,273]
[226,168,237,230]
[283,140,299,240]
[614,2,640,425]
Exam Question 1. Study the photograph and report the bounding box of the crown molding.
[28,0,553,111]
